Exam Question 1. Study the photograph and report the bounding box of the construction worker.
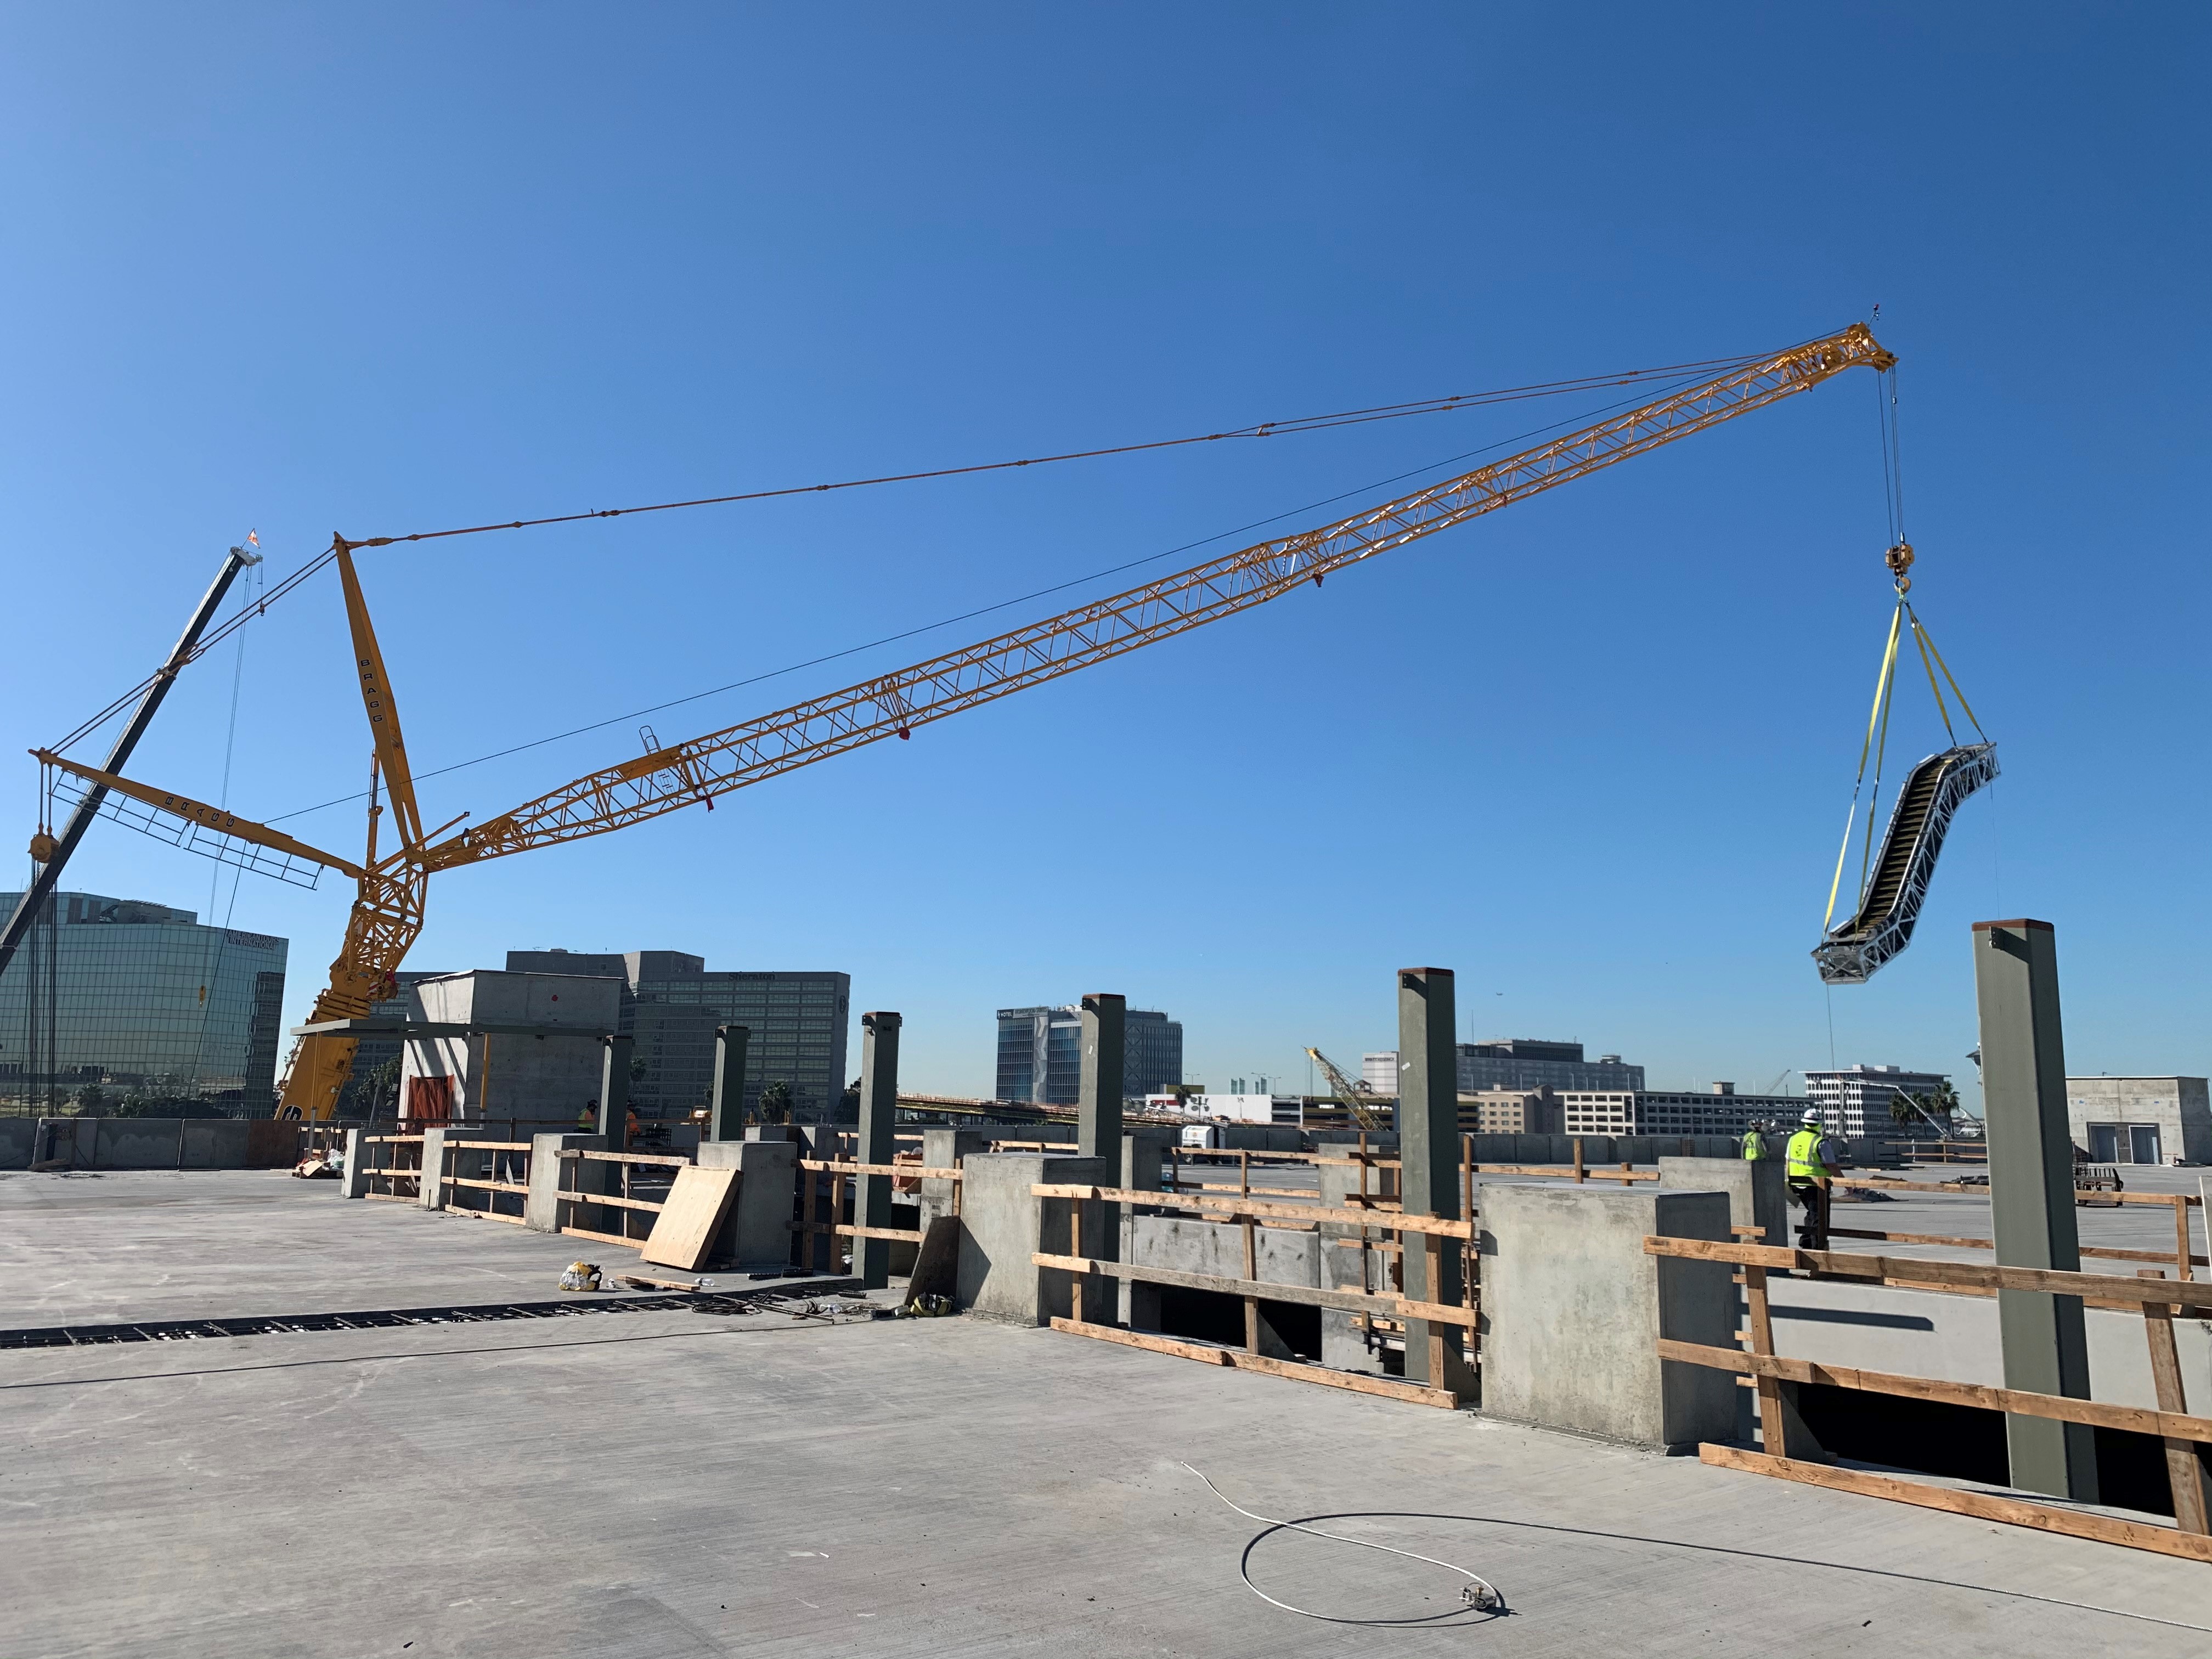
[578,1099,597,1132]
[1741,1119,1767,1161]
[1785,1108,1842,1249]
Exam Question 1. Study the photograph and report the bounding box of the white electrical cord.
[1181,1463,1504,1624]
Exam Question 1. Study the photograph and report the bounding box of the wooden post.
[800,1159,817,1270]
[1356,1130,1372,1294]
[1242,1213,1260,1352]
[1573,1137,1585,1183]
[2176,1196,2194,1283]
[1423,1233,1447,1382]
[1239,1149,1250,1198]
[2137,1271,2210,1533]
[1744,1263,1790,1459]
[1070,1194,1087,1324]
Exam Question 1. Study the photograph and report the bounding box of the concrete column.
[708,1025,749,1141]
[1397,967,1474,1392]
[340,1127,372,1200]
[1080,994,1125,1297]
[1078,993,1125,1159]
[598,1035,633,1152]
[419,1125,451,1211]
[853,1011,901,1289]
[1973,918,2098,1500]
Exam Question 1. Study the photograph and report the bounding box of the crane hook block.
[1884,540,1915,592]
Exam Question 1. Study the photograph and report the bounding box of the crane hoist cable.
[1811,365,1997,986]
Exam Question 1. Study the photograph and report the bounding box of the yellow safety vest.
[1741,1130,1764,1161]
[1786,1128,1824,1179]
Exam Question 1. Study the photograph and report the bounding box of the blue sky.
[3,5,2204,1107]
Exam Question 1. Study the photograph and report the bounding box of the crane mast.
[32,325,1895,1118]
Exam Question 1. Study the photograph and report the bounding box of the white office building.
[1803,1064,1953,1138]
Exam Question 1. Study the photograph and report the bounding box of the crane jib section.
[424,325,1893,873]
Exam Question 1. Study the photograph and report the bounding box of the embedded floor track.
[0,1278,865,1350]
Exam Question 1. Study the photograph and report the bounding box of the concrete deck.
[2,1170,2207,1657]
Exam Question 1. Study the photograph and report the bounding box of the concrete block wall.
[1658,1155,1789,1246]
[17,1117,298,1171]
[696,1138,799,1269]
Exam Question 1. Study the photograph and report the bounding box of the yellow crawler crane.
[1304,1046,1390,1134]
[38,325,1897,1118]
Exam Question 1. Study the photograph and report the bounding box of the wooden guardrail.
[435,1138,534,1226]
[797,1156,957,1249]
[552,1147,690,1245]
[1031,1181,1474,1410]
[1643,1233,2212,1562]
[360,1133,424,1200]
[1831,1178,2200,1279]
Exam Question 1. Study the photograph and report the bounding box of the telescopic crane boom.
[34,325,1896,1118]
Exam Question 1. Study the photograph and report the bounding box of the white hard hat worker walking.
[1785,1108,1843,1250]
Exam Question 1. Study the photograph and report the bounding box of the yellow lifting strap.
[1823,601,1903,933]
[1905,606,1986,742]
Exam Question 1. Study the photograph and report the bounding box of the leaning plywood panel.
[641,1166,742,1269]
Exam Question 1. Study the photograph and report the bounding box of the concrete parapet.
[525,1133,603,1233]
[1479,1184,1736,1451]
[0,1118,34,1169]
[696,1137,798,1268]
[419,1127,453,1211]
[1658,1155,1788,1247]
[956,1153,1110,1324]
[341,1129,372,1199]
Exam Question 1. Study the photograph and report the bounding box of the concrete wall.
[1479,1185,1737,1450]
[20,1117,296,1170]
[1659,1155,1789,1247]
[956,1153,1110,1323]
[696,1138,798,1269]
[403,970,619,1124]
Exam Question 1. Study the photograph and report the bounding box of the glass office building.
[995,1004,1183,1105]
[0,890,287,1114]
[505,950,850,1122]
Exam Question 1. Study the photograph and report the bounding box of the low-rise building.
[1562,1083,1802,1139]
[1464,1086,1561,1135]
[400,969,620,1122]
[1803,1064,1954,1138]
[2065,1076,2210,1166]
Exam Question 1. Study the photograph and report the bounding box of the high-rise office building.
[0,890,286,1114]
[505,950,850,1121]
[995,1004,1183,1105]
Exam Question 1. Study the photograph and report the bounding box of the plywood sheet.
[640,1165,741,1270]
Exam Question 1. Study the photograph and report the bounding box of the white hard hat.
[1801,1108,1821,1122]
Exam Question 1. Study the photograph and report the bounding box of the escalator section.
[1813,742,1998,985]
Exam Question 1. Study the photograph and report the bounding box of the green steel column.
[1078,993,1125,1161]
[709,1025,749,1141]
[854,1011,901,1289]
[1080,994,1127,1294]
[1972,919,2098,1500]
[1398,966,1472,1393]
[597,1035,633,1152]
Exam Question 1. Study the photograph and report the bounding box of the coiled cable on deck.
[1181,1462,1504,1625]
